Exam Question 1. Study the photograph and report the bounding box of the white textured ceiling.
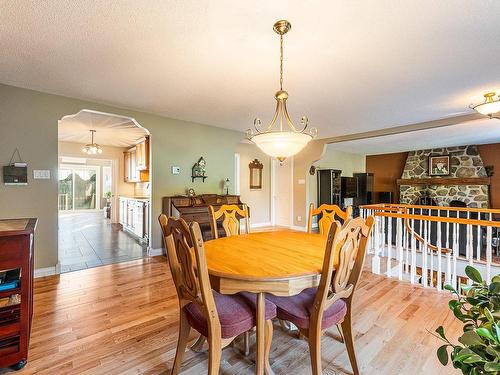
[59,110,147,147]
[1,1,499,139]
[331,119,500,155]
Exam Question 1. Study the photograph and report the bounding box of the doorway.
[57,110,152,273]
[271,158,293,227]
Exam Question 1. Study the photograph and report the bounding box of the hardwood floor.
[1,257,462,374]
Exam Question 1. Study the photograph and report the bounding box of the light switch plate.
[171,166,181,175]
[33,170,50,179]
[298,179,305,185]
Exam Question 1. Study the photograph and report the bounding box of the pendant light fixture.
[471,92,500,119]
[82,130,103,154]
[246,20,317,163]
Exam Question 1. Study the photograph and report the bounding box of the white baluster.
[446,251,452,287]
[387,215,392,277]
[487,224,492,282]
[381,214,386,257]
[369,209,375,253]
[422,218,428,288]
[446,210,450,250]
[429,220,434,289]
[437,217,442,291]
[372,214,381,274]
[476,224,481,261]
[452,223,458,290]
[397,217,403,280]
[468,223,474,279]
[405,216,410,274]
[411,218,417,284]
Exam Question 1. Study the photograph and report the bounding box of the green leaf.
[462,354,485,364]
[444,284,456,292]
[489,282,500,295]
[454,306,467,322]
[437,345,449,366]
[484,307,495,323]
[484,362,500,371]
[476,328,496,342]
[465,266,483,284]
[449,300,460,309]
[492,275,500,283]
[494,324,500,343]
[459,331,483,346]
[436,326,447,341]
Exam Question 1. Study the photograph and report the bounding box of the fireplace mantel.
[397,177,490,186]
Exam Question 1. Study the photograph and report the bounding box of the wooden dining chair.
[268,216,374,375]
[307,203,353,235]
[158,215,276,375]
[209,204,250,239]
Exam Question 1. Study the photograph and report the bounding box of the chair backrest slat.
[158,215,218,325]
[307,203,353,235]
[312,216,374,319]
[209,204,250,239]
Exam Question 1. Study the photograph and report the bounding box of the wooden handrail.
[369,211,500,228]
[403,217,451,254]
[361,203,500,214]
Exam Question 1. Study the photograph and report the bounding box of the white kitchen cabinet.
[119,197,149,244]
[124,136,149,182]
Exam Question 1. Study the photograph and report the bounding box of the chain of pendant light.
[279,34,284,91]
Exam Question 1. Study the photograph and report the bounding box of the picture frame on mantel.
[249,159,263,190]
[428,154,450,176]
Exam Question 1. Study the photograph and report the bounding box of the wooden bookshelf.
[0,218,36,371]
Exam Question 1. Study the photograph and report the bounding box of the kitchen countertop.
[119,196,150,202]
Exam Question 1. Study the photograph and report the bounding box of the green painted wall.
[0,84,244,268]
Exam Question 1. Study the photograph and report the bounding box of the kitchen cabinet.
[119,197,149,244]
[124,136,149,182]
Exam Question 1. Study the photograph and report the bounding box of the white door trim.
[234,153,240,195]
[270,157,294,228]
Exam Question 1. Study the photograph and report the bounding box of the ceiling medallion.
[246,20,317,163]
[471,92,500,119]
[82,130,103,154]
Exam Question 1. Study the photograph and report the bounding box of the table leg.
[256,292,265,375]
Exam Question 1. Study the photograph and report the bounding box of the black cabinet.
[353,172,374,206]
[317,169,342,206]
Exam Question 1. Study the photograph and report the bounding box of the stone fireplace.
[399,145,489,208]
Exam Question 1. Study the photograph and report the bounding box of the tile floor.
[58,211,148,273]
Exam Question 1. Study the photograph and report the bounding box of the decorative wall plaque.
[191,157,207,182]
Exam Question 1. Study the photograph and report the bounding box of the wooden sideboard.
[0,218,37,371]
[162,195,246,240]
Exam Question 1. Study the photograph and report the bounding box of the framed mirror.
[249,159,263,190]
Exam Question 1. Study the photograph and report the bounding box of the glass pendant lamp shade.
[252,132,312,160]
[82,130,103,154]
[247,20,317,162]
[471,92,500,117]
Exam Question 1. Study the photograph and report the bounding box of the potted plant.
[434,266,500,374]
[104,191,112,219]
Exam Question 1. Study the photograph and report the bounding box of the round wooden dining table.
[204,230,327,375]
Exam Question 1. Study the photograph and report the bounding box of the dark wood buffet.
[162,194,247,240]
[0,218,37,371]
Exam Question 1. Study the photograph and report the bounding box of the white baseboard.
[149,248,164,256]
[290,225,307,232]
[250,221,272,229]
[35,266,58,278]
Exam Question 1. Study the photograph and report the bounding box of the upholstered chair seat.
[268,287,347,329]
[185,291,277,339]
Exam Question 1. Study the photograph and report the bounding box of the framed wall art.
[428,154,450,176]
